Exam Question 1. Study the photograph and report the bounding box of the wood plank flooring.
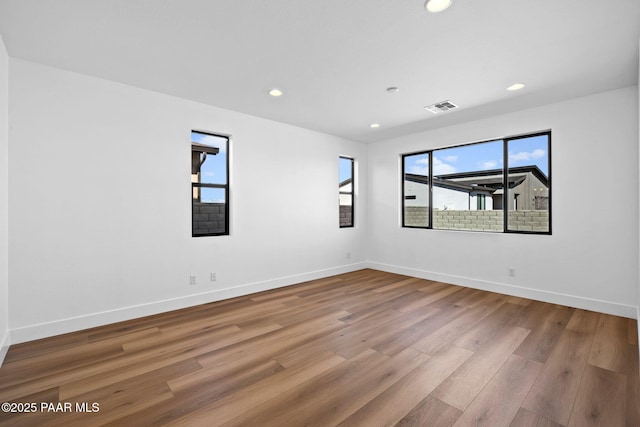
[0,269,638,426]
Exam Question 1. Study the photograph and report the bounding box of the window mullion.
[503,139,509,232]
[428,151,433,229]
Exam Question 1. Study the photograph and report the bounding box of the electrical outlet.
[190,275,197,285]
[210,272,217,282]
[508,268,516,277]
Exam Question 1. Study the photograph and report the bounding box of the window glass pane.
[192,188,227,236]
[199,187,225,203]
[191,131,227,185]
[507,134,550,233]
[339,157,354,227]
[432,140,503,232]
[403,153,429,227]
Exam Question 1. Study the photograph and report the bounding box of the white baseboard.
[0,329,10,367]
[10,262,368,344]
[366,261,638,319]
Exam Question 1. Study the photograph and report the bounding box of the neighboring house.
[405,165,549,211]
[339,178,353,206]
[191,141,220,202]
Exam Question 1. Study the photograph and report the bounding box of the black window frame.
[339,156,355,228]
[504,131,552,234]
[401,130,551,235]
[191,130,230,237]
[402,151,432,229]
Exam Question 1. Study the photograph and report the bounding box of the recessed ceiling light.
[425,0,453,13]
[370,123,380,128]
[386,87,399,93]
[268,88,283,97]
[506,83,525,91]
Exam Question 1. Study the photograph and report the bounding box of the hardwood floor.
[0,269,638,426]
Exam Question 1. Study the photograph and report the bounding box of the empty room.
[0,0,639,425]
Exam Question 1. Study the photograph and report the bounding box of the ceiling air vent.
[424,100,459,114]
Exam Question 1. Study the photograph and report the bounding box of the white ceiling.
[0,0,638,142]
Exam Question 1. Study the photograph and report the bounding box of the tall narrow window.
[506,132,551,233]
[191,131,229,236]
[339,157,354,227]
[403,152,430,227]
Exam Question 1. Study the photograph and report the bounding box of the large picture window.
[191,131,229,237]
[402,131,551,234]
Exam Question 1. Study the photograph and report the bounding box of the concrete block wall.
[507,210,550,232]
[434,210,503,232]
[340,205,353,227]
[404,207,549,232]
[404,206,429,227]
[192,202,226,235]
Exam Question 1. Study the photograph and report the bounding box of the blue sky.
[405,134,549,177]
[339,157,353,183]
[192,131,227,185]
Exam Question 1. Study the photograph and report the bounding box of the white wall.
[0,35,9,364]
[8,59,368,343]
[369,86,639,317]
